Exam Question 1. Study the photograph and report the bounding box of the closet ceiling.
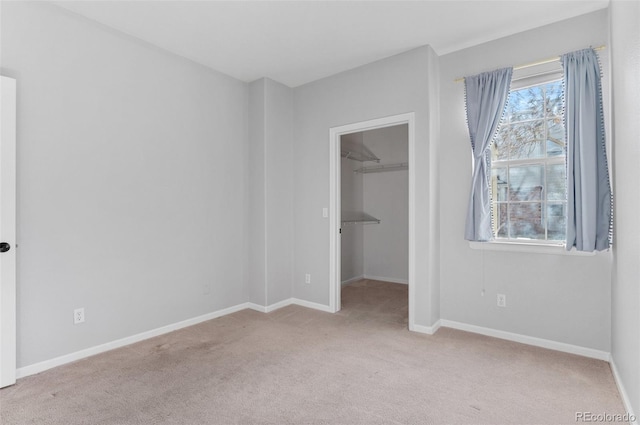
[54,0,608,87]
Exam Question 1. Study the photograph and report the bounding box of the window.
[490,78,566,243]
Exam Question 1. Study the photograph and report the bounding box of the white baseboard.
[16,302,251,379]
[410,319,441,335]
[248,298,333,314]
[291,298,334,313]
[16,296,335,380]
[341,275,364,286]
[439,320,610,361]
[363,274,408,285]
[246,302,267,313]
[340,275,408,286]
[247,298,293,313]
[610,357,639,424]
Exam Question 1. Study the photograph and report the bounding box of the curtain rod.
[453,45,606,83]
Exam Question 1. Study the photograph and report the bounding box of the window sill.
[469,240,598,256]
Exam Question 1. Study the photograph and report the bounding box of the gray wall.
[248,80,266,305]
[247,78,294,306]
[1,2,248,367]
[362,125,408,282]
[426,45,441,324]
[264,79,294,305]
[293,46,440,327]
[610,0,640,415]
[439,10,612,351]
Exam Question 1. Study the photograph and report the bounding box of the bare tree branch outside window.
[490,80,567,242]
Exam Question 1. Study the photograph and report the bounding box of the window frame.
[491,157,566,246]
[490,74,567,246]
[469,240,595,256]
[464,66,568,253]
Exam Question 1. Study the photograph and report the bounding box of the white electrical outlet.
[74,308,85,324]
[497,294,506,308]
[322,208,328,218]
[305,273,311,284]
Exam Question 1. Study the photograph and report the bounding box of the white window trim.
[484,66,567,252]
[492,157,565,167]
[491,155,566,243]
[469,240,596,256]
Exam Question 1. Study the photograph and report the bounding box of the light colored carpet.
[0,279,625,424]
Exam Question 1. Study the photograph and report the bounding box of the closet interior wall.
[341,125,409,285]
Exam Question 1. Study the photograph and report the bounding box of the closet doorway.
[329,113,415,330]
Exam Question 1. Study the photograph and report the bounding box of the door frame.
[0,76,17,388]
[329,112,415,330]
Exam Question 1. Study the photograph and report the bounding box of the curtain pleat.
[562,48,612,252]
[464,68,513,241]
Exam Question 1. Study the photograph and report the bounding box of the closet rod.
[355,162,408,174]
[453,45,606,83]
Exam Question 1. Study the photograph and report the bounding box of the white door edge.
[0,75,17,388]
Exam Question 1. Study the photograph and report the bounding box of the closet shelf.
[354,162,408,174]
[341,150,380,163]
[341,211,381,225]
[341,138,380,163]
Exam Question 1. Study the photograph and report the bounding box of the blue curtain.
[464,68,513,241]
[562,48,612,252]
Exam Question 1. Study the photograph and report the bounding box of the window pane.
[547,164,566,201]
[496,203,508,238]
[547,118,565,157]
[547,203,566,241]
[507,86,545,122]
[509,202,544,239]
[492,126,510,161]
[491,167,508,201]
[490,78,567,243]
[509,165,543,201]
[510,120,545,159]
[544,81,563,117]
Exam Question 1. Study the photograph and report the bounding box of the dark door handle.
[0,242,10,253]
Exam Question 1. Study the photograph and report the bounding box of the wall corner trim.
[439,320,610,361]
[363,275,408,285]
[610,357,639,424]
[410,320,441,335]
[290,298,334,313]
[247,299,290,313]
[341,275,365,286]
[249,298,333,313]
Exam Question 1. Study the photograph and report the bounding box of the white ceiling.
[54,0,609,87]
